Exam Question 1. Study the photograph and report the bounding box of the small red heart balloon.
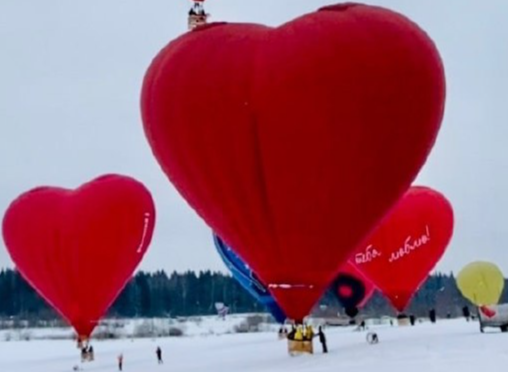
[351,186,454,312]
[479,306,496,319]
[331,262,375,318]
[336,262,375,309]
[141,3,445,321]
[2,175,155,337]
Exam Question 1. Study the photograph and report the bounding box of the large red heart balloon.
[351,186,454,312]
[141,3,445,321]
[2,175,155,337]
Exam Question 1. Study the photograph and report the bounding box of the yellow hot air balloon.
[457,261,505,306]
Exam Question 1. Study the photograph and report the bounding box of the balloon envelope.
[2,175,155,337]
[352,186,454,312]
[142,4,445,321]
[457,261,504,306]
[214,235,287,324]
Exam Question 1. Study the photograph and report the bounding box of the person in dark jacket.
[359,320,367,331]
[81,346,88,362]
[287,325,297,340]
[317,326,328,353]
[429,309,437,323]
[156,346,163,364]
[409,315,416,326]
[462,306,471,321]
[118,354,123,371]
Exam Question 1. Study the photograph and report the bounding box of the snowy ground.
[0,319,506,372]
[0,314,272,341]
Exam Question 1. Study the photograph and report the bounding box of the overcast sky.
[0,1,507,276]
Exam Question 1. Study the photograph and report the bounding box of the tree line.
[0,268,508,320]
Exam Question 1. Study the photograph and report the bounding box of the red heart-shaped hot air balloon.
[351,186,454,312]
[2,175,155,338]
[141,4,445,321]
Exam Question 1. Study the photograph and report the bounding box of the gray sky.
[0,1,507,276]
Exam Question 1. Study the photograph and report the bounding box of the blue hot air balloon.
[213,235,287,324]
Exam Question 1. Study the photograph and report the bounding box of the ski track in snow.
[0,319,506,372]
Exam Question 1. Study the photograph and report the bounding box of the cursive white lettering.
[389,225,431,263]
[355,245,382,264]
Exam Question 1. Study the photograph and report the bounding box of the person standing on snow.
[317,326,328,353]
[287,325,296,340]
[81,346,88,362]
[156,346,163,364]
[117,353,124,371]
[88,345,94,361]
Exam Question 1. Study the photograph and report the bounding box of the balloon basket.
[397,318,410,327]
[188,14,208,30]
[288,340,313,356]
[81,351,94,363]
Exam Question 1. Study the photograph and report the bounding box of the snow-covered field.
[0,314,275,341]
[0,318,507,372]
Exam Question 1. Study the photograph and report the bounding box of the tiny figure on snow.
[156,346,163,364]
[462,306,471,322]
[278,326,288,339]
[358,320,367,331]
[316,326,328,353]
[117,353,124,371]
[287,325,296,341]
[429,309,437,323]
[88,345,94,361]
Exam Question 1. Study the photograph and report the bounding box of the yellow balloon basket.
[288,340,314,356]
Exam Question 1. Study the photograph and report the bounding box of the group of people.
[279,324,328,353]
[117,347,163,371]
[80,344,94,362]
[188,2,207,17]
[73,346,162,371]
[76,338,94,363]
